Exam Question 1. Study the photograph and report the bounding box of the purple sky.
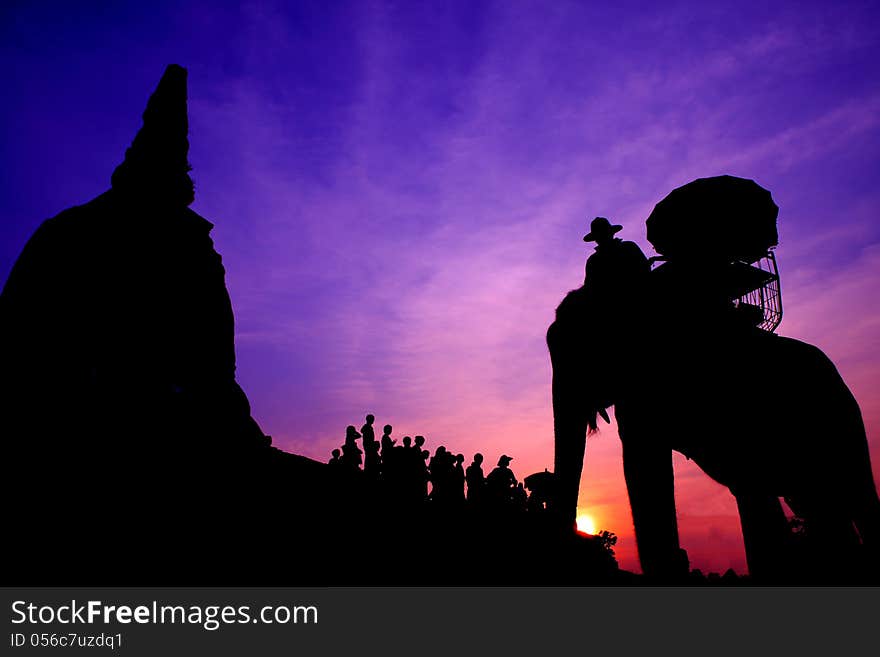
[2,0,879,574]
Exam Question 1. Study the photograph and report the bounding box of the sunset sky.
[2,1,878,574]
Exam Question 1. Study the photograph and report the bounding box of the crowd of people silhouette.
[328,414,538,513]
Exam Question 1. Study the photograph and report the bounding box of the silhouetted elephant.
[548,265,880,582]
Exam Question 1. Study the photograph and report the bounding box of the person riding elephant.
[580,217,651,416]
[583,216,650,305]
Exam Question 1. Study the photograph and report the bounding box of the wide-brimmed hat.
[583,216,623,242]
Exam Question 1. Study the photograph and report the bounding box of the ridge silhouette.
[0,64,327,583]
[548,188,880,584]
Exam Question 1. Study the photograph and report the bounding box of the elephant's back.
[651,329,865,494]
[732,332,866,491]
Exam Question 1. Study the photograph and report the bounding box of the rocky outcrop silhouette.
[0,65,329,582]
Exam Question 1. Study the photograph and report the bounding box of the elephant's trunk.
[548,320,589,527]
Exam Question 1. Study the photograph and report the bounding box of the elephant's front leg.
[617,404,684,581]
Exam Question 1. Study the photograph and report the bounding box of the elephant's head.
[546,287,616,525]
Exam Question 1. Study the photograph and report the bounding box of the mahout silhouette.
[582,216,649,296]
[549,183,880,583]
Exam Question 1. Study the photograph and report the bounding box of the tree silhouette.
[595,530,618,559]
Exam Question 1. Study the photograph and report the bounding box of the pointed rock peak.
[111,64,194,205]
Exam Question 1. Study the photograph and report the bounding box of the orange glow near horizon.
[576,514,597,535]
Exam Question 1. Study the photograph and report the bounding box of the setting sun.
[576,514,597,535]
